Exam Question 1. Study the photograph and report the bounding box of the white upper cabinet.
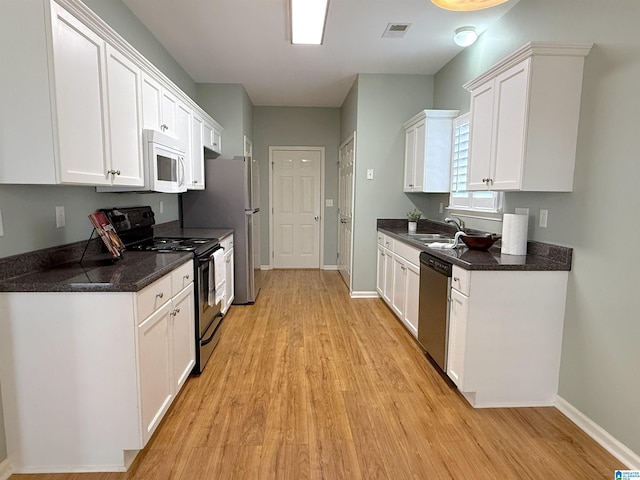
[464,42,592,192]
[0,1,143,186]
[0,0,221,188]
[403,110,459,193]
[189,112,206,190]
[105,45,144,186]
[203,120,223,156]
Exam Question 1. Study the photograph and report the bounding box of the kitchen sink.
[408,233,451,241]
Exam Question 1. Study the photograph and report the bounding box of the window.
[449,113,503,212]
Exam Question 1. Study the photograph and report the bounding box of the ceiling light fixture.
[453,26,478,47]
[432,0,508,11]
[290,0,329,45]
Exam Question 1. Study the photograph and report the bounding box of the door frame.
[268,146,325,269]
[337,132,356,293]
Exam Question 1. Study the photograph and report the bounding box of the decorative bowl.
[460,233,501,250]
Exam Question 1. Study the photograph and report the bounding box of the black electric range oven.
[102,206,223,374]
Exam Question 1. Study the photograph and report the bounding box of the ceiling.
[120,0,520,107]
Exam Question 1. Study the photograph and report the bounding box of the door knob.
[314,216,319,221]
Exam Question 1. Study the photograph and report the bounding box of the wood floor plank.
[9,270,624,480]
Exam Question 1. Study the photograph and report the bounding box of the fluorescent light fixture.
[291,0,329,45]
[453,26,478,47]
[432,0,508,11]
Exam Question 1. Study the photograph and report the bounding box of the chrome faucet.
[445,216,465,232]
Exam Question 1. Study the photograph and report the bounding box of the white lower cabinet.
[220,234,235,314]
[376,231,420,338]
[446,265,569,408]
[0,260,195,473]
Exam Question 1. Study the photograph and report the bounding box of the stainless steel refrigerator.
[181,156,261,304]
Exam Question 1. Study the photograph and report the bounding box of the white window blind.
[449,113,503,212]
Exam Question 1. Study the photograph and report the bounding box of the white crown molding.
[463,41,593,92]
[555,396,640,470]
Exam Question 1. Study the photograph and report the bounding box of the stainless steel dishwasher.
[418,251,452,371]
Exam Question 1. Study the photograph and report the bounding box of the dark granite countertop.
[155,221,233,241]
[378,219,572,272]
[0,251,192,293]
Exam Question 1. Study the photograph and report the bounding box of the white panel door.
[338,134,355,287]
[272,149,322,268]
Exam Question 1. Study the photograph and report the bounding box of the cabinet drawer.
[378,233,393,250]
[137,273,172,322]
[171,260,193,294]
[393,241,420,266]
[451,266,471,296]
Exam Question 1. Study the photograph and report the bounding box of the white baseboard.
[350,291,379,298]
[260,265,272,271]
[322,265,338,271]
[0,458,12,480]
[555,395,640,469]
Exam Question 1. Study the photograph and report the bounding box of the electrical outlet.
[159,200,164,214]
[539,209,548,228]
[366,168,374,180]
[0,209,4,237]
[439,203,444,214]
[55,206,65,228]
[325,199,333,207]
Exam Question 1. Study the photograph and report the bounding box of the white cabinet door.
[161,89,179,138]
[138,301,173,446]
[189,112,205,190]
[403,261,420,337]
[383,246,394,305]
[411,120,427,192]
[491,60,530,190]
[391,254,407,318]
[141,73,162,131]
[171,285,195,391]
[376,245,387,296]
[51,3,108,184]
[447,287,469,388]
[105,45,144,186]
[224,248,235,312]
[467,82,495,191]
[403,124,417,191]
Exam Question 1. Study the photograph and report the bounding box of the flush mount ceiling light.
[453,26,478,47]
[432,0,508,11]
[290,0,329,45]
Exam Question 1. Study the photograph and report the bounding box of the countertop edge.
[378,227,572,272]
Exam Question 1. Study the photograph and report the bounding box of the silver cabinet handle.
[160,124,168,132]
[156,292,164,299]
[108,169,121,176]
[183,274,190,280]
[453,277,460,282]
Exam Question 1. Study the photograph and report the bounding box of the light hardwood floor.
[12,270,622,479]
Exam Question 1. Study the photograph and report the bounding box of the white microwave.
[144,129,187,193]
[97,129,187,193]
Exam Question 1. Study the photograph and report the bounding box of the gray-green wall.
[196,84,254,157]
[431,0,640,457]
[348,74,434,293]
[253,107,341,267]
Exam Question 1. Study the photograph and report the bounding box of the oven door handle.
[201,312,224,346]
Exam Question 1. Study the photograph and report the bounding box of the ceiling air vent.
[382,23,412,38]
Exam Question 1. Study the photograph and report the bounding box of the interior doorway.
[337,133,355,290]
[269,147,324,268]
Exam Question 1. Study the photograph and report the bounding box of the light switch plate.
[325,199,333,207]
[539,209,548,228]
[366,168,374,180]
[0,209,4,237]
[55,206,65,228]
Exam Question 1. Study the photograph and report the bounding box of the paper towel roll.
[501,214,528,256]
